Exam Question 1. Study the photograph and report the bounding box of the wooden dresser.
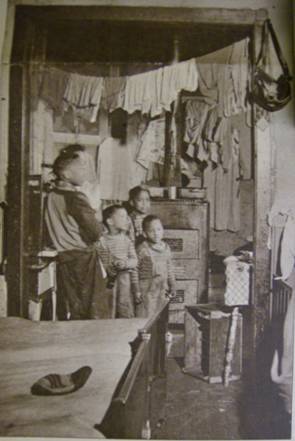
[151,198,209,325]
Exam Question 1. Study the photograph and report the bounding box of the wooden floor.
[152,357,291,440]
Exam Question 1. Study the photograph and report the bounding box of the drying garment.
[231,111,252,179]
[196,63,219,105]
[101,77,126,112]
[135,240,176,318]
[123,68,163,116]
[203,107,233,170]
[127,112,149,187]
[160,58,199,111]
[136,117,166,169]
[203,127,241,232]
[97,137,133,201]
[39,67,69,113]
[280,215,295,280]
[218,39,250,118]
[63,73,104,123]
[184,100,211,160]
[123,58,198,117]
[30,99,54,175]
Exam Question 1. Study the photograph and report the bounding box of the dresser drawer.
[164,229,199,259]
[169,280,198,324]
[172,259,198,280]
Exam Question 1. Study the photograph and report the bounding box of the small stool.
[28,249,58,321]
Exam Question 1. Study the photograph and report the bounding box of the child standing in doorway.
[96,205,142,318]
[128,185,151,246]
[136,215,176,318]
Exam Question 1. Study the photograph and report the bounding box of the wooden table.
[0,316,158,438]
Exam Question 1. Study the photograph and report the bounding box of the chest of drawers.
[151,198,209,325]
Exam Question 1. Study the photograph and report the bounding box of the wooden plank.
[252,23,272,352]
[15,5,268,26]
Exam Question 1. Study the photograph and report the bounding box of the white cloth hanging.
[63,73,104,123]
[280,215,295,280]
[97,137,133,201]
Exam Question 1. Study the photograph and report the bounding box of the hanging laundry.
[160,58,199,111]
[97,137,133,201]
[280,215,295,281]
[230,38,250,114]
[30,99,54,176]
[126,112,149,187]
[184,100,211,160]
[123,58,198,117]
[136,117,166,169]
[39,67,69,114]
[63,73,104,123]
[196,63,219,105]
[123,68,163,116]
[203,126,241,232]
[101,77,126,112]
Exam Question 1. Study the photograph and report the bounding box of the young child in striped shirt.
[96,205,142,318]
[136,215,176,318]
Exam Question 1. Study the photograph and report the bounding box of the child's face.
[109,208,129,232]
[144,219,164,244]
[133,190,150,215]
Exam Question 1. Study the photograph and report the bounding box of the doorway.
[6,4,271,359]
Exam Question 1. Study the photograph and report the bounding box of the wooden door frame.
[7,5,271,350]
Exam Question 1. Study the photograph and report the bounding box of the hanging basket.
[250,19,292,112]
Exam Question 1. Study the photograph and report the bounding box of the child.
[128,185,151,245]
[136,215,176,318]
[45,145,107,320]
[96,205,142,318]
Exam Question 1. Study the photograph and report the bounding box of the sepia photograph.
[0,0,294,439]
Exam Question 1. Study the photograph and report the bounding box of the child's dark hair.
[52,144,85,179]
[102,204,125,228]
[129,185,150,202]
[142,215,162,232]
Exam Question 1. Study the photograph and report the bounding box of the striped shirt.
[96,232,139,292]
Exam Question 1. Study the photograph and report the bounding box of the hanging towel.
[63,73,104,123]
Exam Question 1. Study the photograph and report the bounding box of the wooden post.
[252,21,273,355]
[163,34,182,187]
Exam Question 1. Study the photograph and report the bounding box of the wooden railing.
[98,300,169,439]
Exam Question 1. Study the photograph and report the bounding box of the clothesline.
[37,37,250,122]
[38,58,199,121]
